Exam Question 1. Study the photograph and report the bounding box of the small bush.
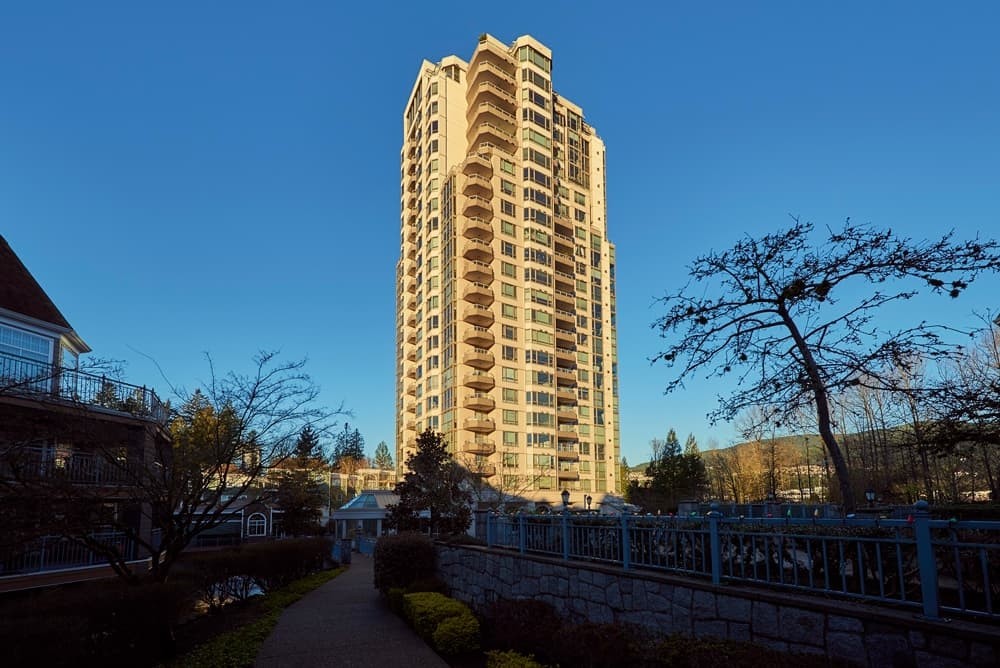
[402,591,471,640]
[373,532,436,594]
[432,610,480,655]
[486,650,546,668]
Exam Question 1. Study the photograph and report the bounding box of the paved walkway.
[255,554,448,667]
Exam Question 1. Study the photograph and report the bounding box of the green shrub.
[402,591,471,640]
[373,532,436,594]
[432,610,480,655]
[486,650,546,668]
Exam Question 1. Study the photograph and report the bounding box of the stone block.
[728,622,751,642]
[645,590,670,612]
[915,651,967,668]
[716,594,751,622]
[865,632,911,668]
[672,586,692,611]
[587,600,613,624]
[970,641,998,667]
[693,619,728,640]
[754,637,789,653]
[828,614,863,633]
[692,590,717,619]
[928,635,968,660]
[606,581,623,609]
[751,601,779,637]
[908,631,926,649]
[671,604,693,634]
[787,641,825,657]
[778,607,825,646]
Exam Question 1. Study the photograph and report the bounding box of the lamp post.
[865,489,876,508]
[585,494,592,512]
[561,489,570,510]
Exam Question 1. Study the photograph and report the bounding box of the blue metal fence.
[485,501,1000,622]
[0,532,135,576]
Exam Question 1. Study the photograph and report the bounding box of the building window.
[502,367,518,382]
[247,513,267,537]
[502,409,518,425]
[501,304,517,319]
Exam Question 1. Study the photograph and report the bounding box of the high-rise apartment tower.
[396,34,620,506]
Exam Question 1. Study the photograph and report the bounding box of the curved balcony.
[462,173,493,199]
[472,463,497,478]
[463,238,493,263]
[463,304,494,327]
[406,420,416,432]
[556,427,578,441]
[556,389,577,405]
[467,101,516,135]
[464,326,495,348]
[463,372,495,391]
[464,440,496,456]
[406,312,416,328]
[407,226,417,244]
[463,417,496,434]
[555,328,576,346]
[465,393,496,412]
[557,408,578,423]
[557,469,580,481]
[406,348,417,362]
[557,447,579,461]
[463,195,493,220]
[462,217,493,242]
[462,282,494,306]
[405,383,416,397]
[462,153,493,177]
[468,122,517,155]
[556,366,577,384]
[405,295,417,311]
[404,258,416,277]
[469,80,516,109]
[406,403,416,414]
[406,330,416,344]
[463,260,494,284]
[406,366,417,379]
[462,348,495,370]
[468,60,515,96]
[405,278,417,294]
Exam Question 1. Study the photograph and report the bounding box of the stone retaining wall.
[436,544,999,668]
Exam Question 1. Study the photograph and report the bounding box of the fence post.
[562,511,570,560]
[621,511,631,571]
[912,499,940,619]
[708,501,722,585]
[486,512,494,547]
[518,511,526,554]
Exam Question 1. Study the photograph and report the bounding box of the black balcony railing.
[0,445,136,485]
[0,351,167,423]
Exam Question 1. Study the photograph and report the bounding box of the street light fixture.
[864,489,876,508]
[585,494,593,511]
[561,489,570,509]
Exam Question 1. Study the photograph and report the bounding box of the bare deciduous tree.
[652,219,1000,511]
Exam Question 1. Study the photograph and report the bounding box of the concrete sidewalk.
[255,554,448,667]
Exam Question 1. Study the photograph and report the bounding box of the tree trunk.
[778,303,856,512]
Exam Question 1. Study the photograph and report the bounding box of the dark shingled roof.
[0,235,73,330]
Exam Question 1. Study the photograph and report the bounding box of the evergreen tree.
[385,429,471,535]
[373,440,394,470]
[332,423,366,468]
[275,425,327,535]
[630,428,708,512]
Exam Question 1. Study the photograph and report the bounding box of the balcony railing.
[0,445,136,485]
[0,531,135,576]
[0,351,167,423]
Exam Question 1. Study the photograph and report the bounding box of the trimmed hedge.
[401,591,479,656]
[373,532,436,594]
[485,650,546,668]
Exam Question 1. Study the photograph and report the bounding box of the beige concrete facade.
[396,34,620,507]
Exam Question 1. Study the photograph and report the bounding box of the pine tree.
[373,440,394,470]
[275,426,327,536]
[385,429,471,535]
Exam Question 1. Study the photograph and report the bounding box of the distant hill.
[630,433,826,472]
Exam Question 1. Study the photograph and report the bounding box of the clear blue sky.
[2,2,998,465]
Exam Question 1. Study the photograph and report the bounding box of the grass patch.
[170,567,345,668]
